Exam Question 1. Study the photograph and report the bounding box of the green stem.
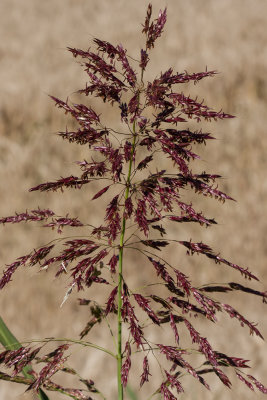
[117,121,137,400]
[0,372,81,400]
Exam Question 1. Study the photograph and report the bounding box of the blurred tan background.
[0,0,267,399]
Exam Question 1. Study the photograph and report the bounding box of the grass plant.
[0,4,266,400]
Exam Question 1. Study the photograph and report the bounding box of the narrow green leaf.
[0,316,51,400]
[126,385,138,400]
[38,388,50,400]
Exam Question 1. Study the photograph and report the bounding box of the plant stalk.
[117,121,137,400]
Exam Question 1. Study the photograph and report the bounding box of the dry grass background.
[0,0,267,399]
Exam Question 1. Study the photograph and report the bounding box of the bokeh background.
[0,0,266,399]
